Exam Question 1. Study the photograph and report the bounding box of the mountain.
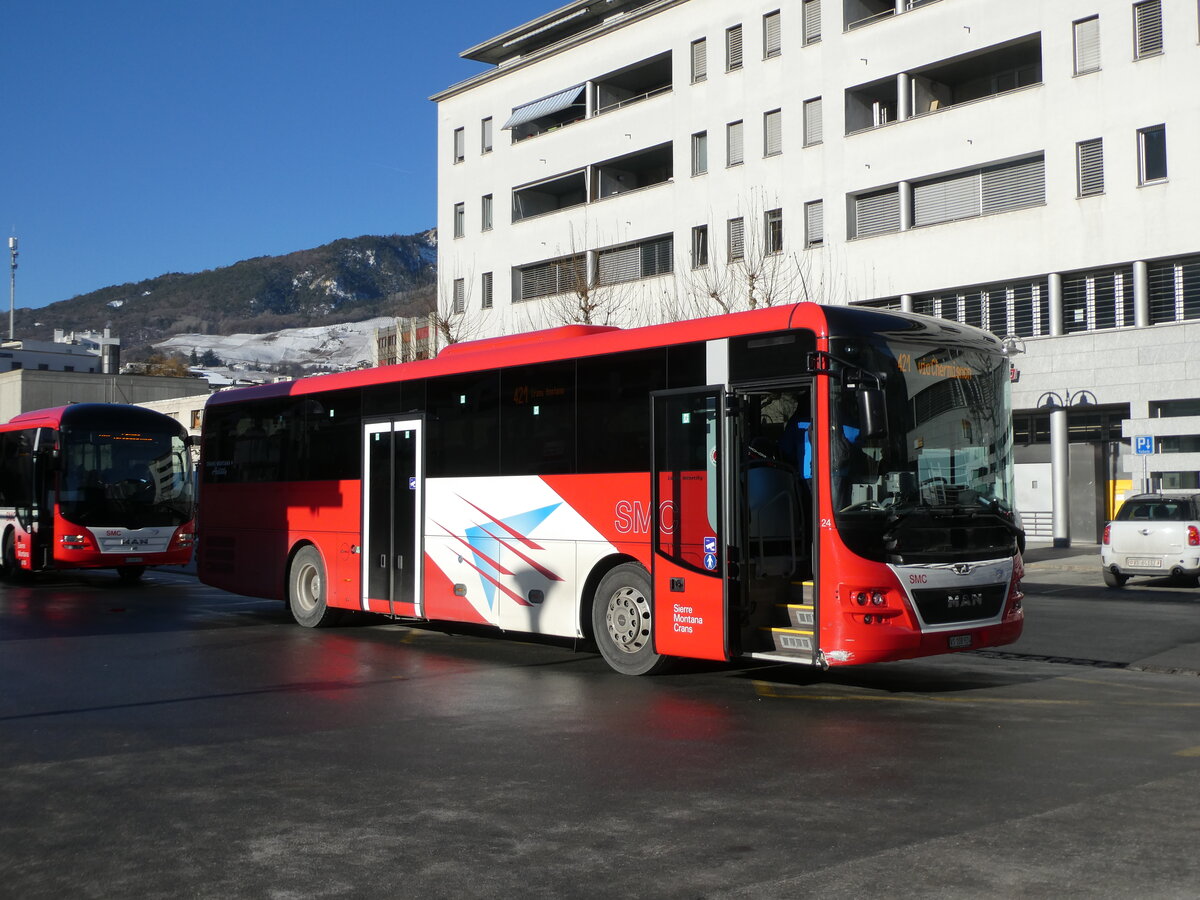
[15,232,438,358]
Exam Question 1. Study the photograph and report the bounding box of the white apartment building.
[432,0,1199,542]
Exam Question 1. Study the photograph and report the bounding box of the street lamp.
[1037,388,1098,548]
[7,236,16,341]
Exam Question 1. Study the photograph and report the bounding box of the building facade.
[433,0,1198,540]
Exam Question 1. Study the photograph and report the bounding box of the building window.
[691,38,707,82]
[804,200,824,247]
[481,272,494,310]
[481,117,493,154]
[765,209,783,255]
[852,187,901,238]
[453,278,465,314]
[726,120,744,166]
[1133,0,1163,58]
[453,202,465,238]
[1077,138,1104,197]
[691,225,709,268]
[518,255,587,301]
[726,24,743,71]
[1073,16,1101,74]
[728,217,745,261]
[763,109,782,157]
[482,194,493,231]
[763,11,782,58]
[453,127,465,164]
[691,131,708,176]
[803,0,821,45]
[910,155,1045,229]
[803,97,823,146]
[1138,124,1167,183]
[597,235,674,285]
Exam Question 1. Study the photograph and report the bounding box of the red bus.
[0,403,196,581]
[198,303,1024,674]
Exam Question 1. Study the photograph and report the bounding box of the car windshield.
[828,332,1019,564]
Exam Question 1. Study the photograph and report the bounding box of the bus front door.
[651,388,730,662]
[362,418,424,618]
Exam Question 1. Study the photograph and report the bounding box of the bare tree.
[433,266,485,348]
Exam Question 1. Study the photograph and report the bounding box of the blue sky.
[0,0,555,309]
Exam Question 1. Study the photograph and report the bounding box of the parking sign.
[1134,436,1154,455]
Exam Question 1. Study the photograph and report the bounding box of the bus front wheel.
[591,563,672,676]
[288,545,342,628]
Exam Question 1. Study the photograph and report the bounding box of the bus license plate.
[125,557,144,563]
[948,634,972,649]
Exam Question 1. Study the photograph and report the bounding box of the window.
[1073,16,1101,74]
[803,0,821,45]
[692,131,708,176]
[518,255,587,301]
[453,202,465,238]
[453,127,465,164]
[597,235,674,285]
[911,155,1045,228]
[763,109,782,157]
[1133,0,1163,58]
[852,188,901,238]
[1139,124,1167,183]
[728,217,745,261]
[765,209,783,254]
[691,38,707,82]
[727,120,744,166]
[481,194,493,231]
[726,24,743,71]
[804,200,824,247]
[763,11,782,58]
[481,117,493,153]
[453,278,465,314]
[481,272,493,310]
[803,97,823,146]
[1077,138,1104,197]
[691,225,709,268]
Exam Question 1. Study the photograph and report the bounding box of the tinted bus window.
[730,330,816,382]
[578,348,667,473]
[501,361,576,475]
[667,342,706,388]
[427,373,500,477]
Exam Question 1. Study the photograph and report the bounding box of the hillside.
[15,231,438,358]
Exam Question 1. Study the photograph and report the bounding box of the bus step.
[759,627,814,656]
[778,603,814,629]
[789,580,814,603]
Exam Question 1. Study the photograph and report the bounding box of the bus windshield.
[59,426,195,528]
[829,334,1018,564]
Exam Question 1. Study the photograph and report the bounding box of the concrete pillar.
[899,181,912,231]
[1133,259,1150,327]
[1048,272,1064,337]
[897,73,911,121]
[1050,403,1071,548]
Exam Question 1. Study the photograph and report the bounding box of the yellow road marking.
[1174,746,1200,757]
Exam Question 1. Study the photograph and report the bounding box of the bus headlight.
[60,535,88,549]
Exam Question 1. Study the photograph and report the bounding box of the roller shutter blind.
[691,38,707,82]
[913,172,981,226]
[803,0,821,45]
[1077,139,1104,197]
[726,25,743,70]
[981,156,1045,213]
[805,200,824,246]
[1134,1,1163,58]
[763,11,781,58]
[1073,16,1100,74]
[803,97,823,146]
[727,120,744,166]
[854,189,900,237]
[764,110,782,156]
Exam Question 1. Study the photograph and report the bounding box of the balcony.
[845,0,943,31]
[846,35,1042,134]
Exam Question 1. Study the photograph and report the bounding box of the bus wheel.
[288,545,342,628]
[591,564,671,676]
[117,566,146,582]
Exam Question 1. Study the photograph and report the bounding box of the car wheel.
[1103,569,1129,589]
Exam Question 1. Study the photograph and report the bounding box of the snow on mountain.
[155,317,394,371]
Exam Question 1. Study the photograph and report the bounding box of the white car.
[1101,493,1200,588]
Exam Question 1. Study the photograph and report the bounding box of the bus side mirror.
[857,387,887,439]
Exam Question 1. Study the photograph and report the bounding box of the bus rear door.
[362,418,424,618]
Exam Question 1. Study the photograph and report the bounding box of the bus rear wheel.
[288,545,342,627]
[591,563,672,676]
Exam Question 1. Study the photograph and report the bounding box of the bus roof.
[206,301,999,408]
[1,403,186,433]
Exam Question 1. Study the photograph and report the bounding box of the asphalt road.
[1,551,1198,899]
